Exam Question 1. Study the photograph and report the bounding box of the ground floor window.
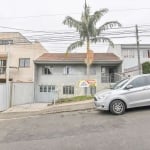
[40,85,55,92]
[63,85,74,95]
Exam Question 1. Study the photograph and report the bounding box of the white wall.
[12,82,34,106]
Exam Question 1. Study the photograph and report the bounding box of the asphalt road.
[0,107,150,150]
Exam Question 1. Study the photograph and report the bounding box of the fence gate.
[0,84,8,111]
[12,82,34,106]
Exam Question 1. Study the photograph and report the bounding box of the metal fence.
[11,82,34,106]
[101,73,122,83]
[0,83,9,111]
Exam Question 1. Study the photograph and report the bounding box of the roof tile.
[35,53,121,63]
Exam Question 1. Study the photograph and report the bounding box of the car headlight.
[97,93,110,100]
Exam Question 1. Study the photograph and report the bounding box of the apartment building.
[0,32,47,83]
[107,44,150,76]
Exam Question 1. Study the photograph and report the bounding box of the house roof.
[0,32,30,44]
[35,53,121,64]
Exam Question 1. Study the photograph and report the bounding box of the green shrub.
[142,62,150,74]
[56,96,93,104]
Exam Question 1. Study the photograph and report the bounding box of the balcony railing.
[101,73,122,83]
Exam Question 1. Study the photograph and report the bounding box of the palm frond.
[66,40,84,54]
[89,9,108,24]
[97,21,121,35]
[63,16,82,31]
[90,37,114,47]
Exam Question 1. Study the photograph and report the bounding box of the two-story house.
[0,32,47,82]
[34,53,122,103]
[107,44,150,76]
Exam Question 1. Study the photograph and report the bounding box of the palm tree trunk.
[86,38,90,79]
[86,38,90,95]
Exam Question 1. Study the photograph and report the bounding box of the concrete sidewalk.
[0,100,95,120]
[4,100,94,113]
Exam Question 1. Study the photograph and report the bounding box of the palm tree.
[63,0,121,78]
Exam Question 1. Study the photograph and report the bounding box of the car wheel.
[110,100,125,115]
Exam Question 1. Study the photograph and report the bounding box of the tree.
[63,0,121,80]
[142,61,150,74]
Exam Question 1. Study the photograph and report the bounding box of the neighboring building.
[0,32,47,83]
[107,44,150,76]
[34,53,122,102]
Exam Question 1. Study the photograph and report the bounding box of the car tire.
[110,100,125,115]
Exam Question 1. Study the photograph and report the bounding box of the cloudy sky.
[0,0,150,52]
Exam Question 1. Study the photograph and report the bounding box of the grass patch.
[56,96,93,104]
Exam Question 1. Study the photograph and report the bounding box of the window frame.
[19,58,30,68]
[64,66,71,75]
[42,65,53,75]
[0,40,13,45]
[39,85,56,93]
[63,85,74,95]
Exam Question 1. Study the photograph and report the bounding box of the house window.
[19,58,30,67]
[63,85,74,95]
[0,60,6,74]
[143,50,150,58]
[123,49,135,58]
[64,66,71,75]
[48,85,55,92]
[40,85,56,92]
[0,60,6,67]
[43,66,53,75]
[0,40,13,45]
[148,50,150,58]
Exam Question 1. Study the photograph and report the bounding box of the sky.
[0,0,150,52]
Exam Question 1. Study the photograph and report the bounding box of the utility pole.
[135,25,142,74]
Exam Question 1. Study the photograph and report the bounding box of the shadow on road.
[126,106,150,114]
[94,106,150,116]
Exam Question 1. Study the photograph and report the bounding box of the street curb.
[0,101,95,120]
[41,102,95,114]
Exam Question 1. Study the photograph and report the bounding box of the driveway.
[0,107,150,150]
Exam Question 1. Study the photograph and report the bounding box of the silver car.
[94,74,150,115]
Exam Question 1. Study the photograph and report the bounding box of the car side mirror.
[125,84,133,89]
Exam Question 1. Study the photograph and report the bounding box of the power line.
[0,8,150,20]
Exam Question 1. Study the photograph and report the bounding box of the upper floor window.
[0,40,13,45]
[19,58,30,68]
[122,49,135,58]
[42,65,53,75]
[64,66,71,75]
[0,60,6,74]
[143,50,150,58]
[0,60,6,67]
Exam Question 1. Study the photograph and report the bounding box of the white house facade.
[34,53,122,103]
[107,44,150,76]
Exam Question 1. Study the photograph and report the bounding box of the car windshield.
[112,79,129,90]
